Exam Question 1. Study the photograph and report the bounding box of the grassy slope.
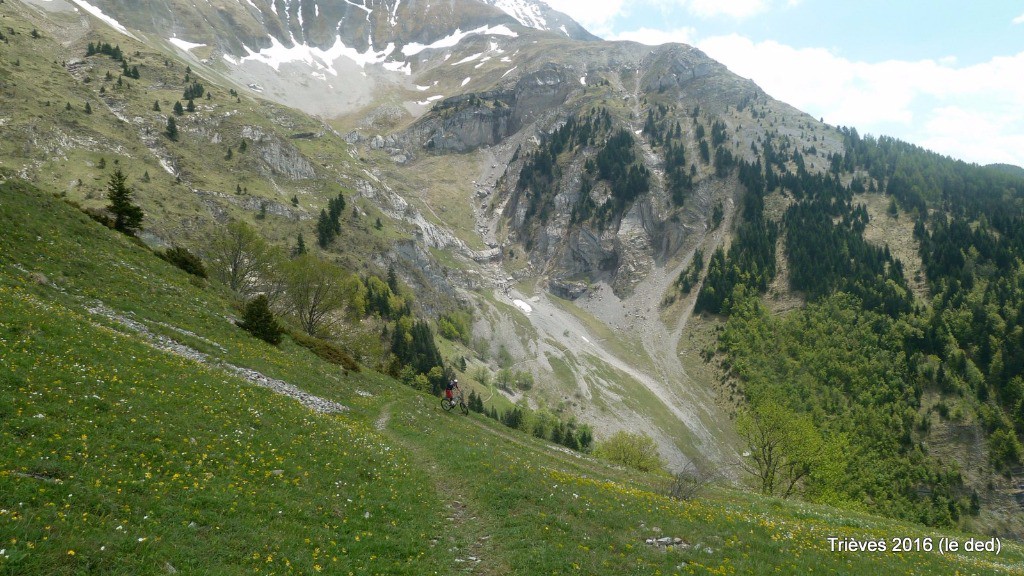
[3,183,1024,575]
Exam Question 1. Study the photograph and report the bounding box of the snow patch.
[402,25,517,57]
[452,52,483,66]
[487,0,548,30]
[382,60,411,75]
[342,0,371,16]
[416,95,445,106]
[462,77,472,87]
[580,76,586,86]
[501,66,517,78]
[237,35,398,75]
[390,0,401,26]
[513,299,533,314]
[69,0,136,38]
[169,37,206,52]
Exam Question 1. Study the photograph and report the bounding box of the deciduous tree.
[737,401,824,498]
[207,220,275,298]
[283,254,350,336]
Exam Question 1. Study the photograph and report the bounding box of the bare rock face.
[510,64,574,128]
[242,129,315,180]
[412,64,573,153]
[548,278,588,300]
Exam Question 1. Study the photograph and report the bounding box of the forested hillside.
[683,126,1024,533]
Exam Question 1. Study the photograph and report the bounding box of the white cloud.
[1014,12,1024,24]
[695,35,1024,166]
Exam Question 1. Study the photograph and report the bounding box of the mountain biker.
[445,378,461,404]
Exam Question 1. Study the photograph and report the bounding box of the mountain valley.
[2,0,1024,571]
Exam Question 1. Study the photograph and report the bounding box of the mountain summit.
[41,0,594,115]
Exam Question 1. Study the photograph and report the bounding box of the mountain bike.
[442,392,469,415]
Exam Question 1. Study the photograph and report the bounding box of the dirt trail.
[381,409,508,575]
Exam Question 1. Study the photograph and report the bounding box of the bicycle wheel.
[459,400,469,415]
[441,397,454,411]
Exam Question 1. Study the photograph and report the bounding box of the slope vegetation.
[3,179,1024,574]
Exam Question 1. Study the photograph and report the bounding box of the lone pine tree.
[165,115,179,141]
[106,168,144,235]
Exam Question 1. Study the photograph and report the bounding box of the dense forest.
[690,121,1024,527]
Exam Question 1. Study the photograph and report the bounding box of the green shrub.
[289,329,360,372]
[161,245,207,278]
[593,431,664,473]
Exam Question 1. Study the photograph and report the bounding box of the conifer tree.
[106,168,144,235]
[237,295,283,345]
[316,209,333,248]
[292,233,307,257]
[186,99,195,113]
[386,265,399,294]
[165,115,178,141]
[84,101,92,114]
[172,100,184,116]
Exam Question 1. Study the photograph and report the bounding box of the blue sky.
[544,0,1024,167]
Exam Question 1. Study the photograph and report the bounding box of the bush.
[665,458,718,501]
[289,329,360,372]
[237,295,282,346]
[514,370,534,391]
[593,431,664,473]
[989,427,1023,472]
[161,246,207,278]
